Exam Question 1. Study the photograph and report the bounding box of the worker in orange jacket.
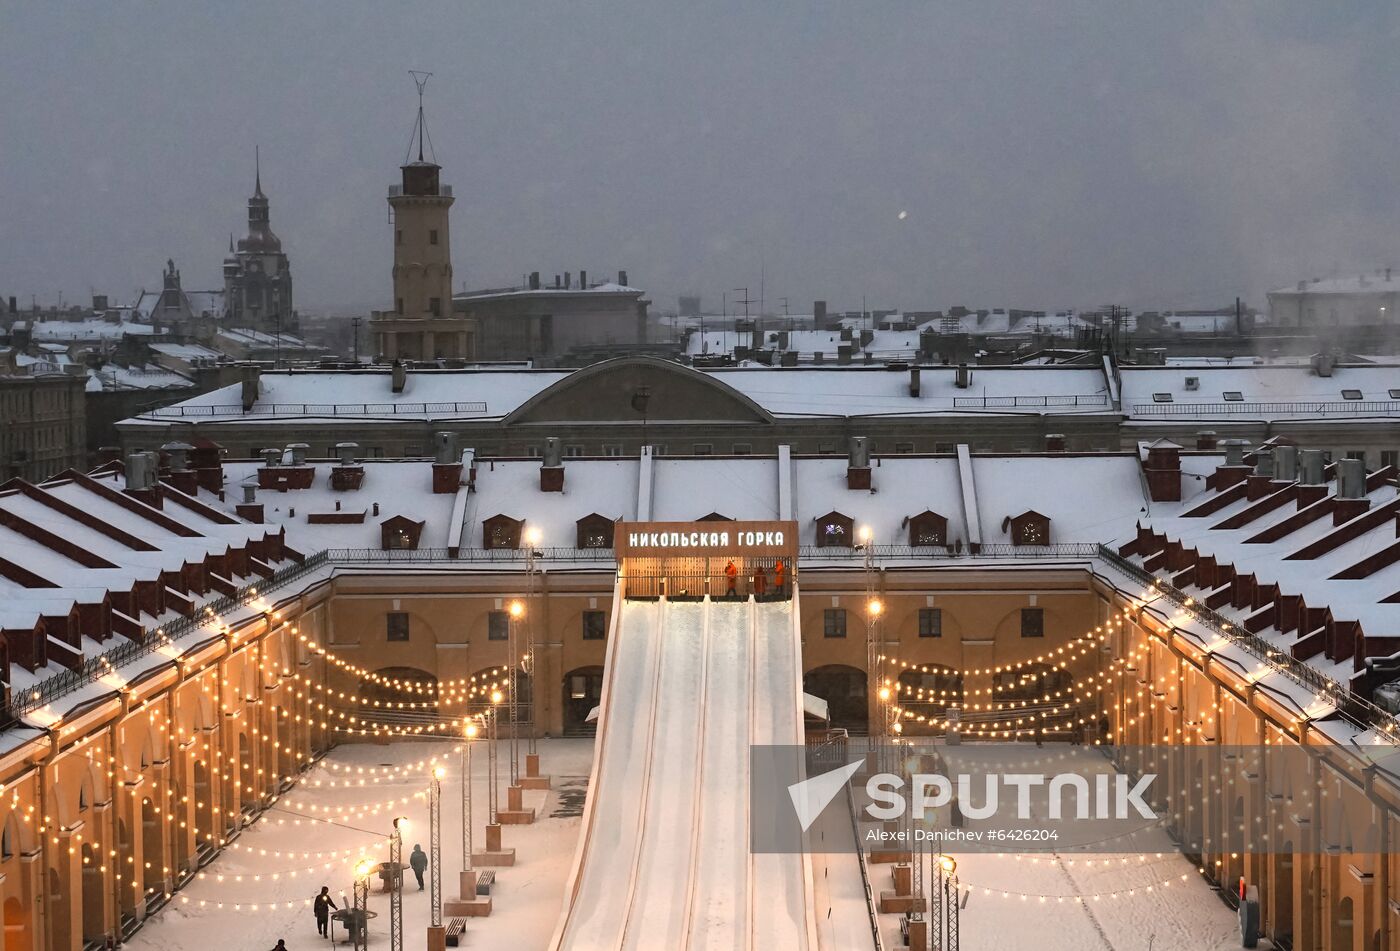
[774,559,786,595]
[753,564,768,598]
[724,560,738,597]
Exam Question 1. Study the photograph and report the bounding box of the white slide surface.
[550,587,817,951]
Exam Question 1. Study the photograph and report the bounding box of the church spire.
[253,145,264,199]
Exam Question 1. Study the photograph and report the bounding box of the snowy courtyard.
[120,734,1254,951]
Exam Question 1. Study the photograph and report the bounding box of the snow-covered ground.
[126,738,594,951]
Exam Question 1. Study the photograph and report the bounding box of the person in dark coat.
[753,565,768,598]
[271,942,288,951]
[313,886,337,938]
[409,844,429,890]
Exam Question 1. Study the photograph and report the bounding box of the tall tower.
[374,73,472,361]
[225,148,296,335]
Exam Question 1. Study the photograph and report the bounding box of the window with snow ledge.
[1389,389,1400,399]
[1152,392,1173,403]
[1342,389,1363,400]
[815,511,854,548]
[1223,391,1243,401]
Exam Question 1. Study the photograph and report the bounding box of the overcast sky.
[2,2,1397,316]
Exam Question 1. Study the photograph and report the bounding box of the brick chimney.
[847,436,872,490]
[432,432,463,494]
[1195,430,1217,451]
[908,366,921,397]
[1143,439,1182,501]
[540,436,565,492]
[391,360,407,394]
[236,483,264,522]
[1045,433,1066,452]
[331,442,365,491]
[1246,448,1275,500]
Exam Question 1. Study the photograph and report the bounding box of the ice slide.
[549,589,819,951]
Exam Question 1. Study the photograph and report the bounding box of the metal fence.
[1095,544,1400,743]
[1131,399,1400,417]
[327,547,617,564]
[952,394,1109,408]
[143,401,489,418]
[801,542,1099,560]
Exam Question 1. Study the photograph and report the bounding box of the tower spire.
[254,145,264,198]
[407,70,434,164]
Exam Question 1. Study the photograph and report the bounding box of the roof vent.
[1252,448,1274,479]
[287,443,309,467]
[954,364,971,389]
[1184,376,1199,391]
[242,483,257,504]
[1274,444,1298,482]
[162,440,194,470]
[262,448,282,468]
[336,442,359,465]
[909,366,921,398]
[434,431,458,465]
[391,360,407,394]
[125,452,155,490]
[1338,458,1367,499]
[1195,430,1218,450]
[541,436,565,492]
[1299,449,1325,485]
[1221,439,1249,467]
[543,437,563,468]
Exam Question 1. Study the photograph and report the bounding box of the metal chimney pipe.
[242,483,257,504]
[1222,439,1249,467]
[1252,448,1275,479]
[336,442,359,465]
[543,437,563,468]
[1338,458,1367,499]
[287,443,309,466]
[125,453,153,490]
[848,436,870,469]
[262,447,282,468]
[434,431,458,465]
[1274,445,1298,482]
[1299,449,1325,485]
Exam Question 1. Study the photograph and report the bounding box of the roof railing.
[1132,399,1400,417]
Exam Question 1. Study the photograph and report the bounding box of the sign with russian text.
[615,520,798,561]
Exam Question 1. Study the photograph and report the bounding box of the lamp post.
[429,767,444,928]
[487,690,503,822]
[390,816,409,951]
[462,720,478,870]
[507,600,524,785]
[523,527,542,757]
[932,854,960,951]
[352,859,373,951]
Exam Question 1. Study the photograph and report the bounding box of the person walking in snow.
[724,560,738,597]
[313,885,337,938]
[271,941,288,951]
[409,843,429,891]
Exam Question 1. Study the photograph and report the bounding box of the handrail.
[952,393,1109,408]
[1131,399,1400,417]
[141,400,488,418]
[847,778,886,951]
[1094,543,1399,743]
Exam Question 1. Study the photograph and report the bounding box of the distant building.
[132,259,224,334]
[223,157,296,336]
[454,270,649,364]
[0,367,86,481]
[371,96,474,362]
[1268,270,1399,327]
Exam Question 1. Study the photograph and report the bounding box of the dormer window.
[907,510,948,547]
[815,511,854,548]
[1010,510,1051,546]
[576,513,615,549]
[380,514,425,551]
[1152,393,1173,403]
[1341,389,1362,400]
[1222,391,1243,402]
[483,514,523,550]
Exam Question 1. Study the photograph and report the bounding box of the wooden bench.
[445,917,467,947]
[475,869,496,895]
[899,914,910,946]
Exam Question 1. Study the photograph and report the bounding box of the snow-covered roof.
[217,328,323,350]
[27,319,156,341]
[86,364,194,392]
[149,342,225,361]
[1121,364,1400,420]
[1270,272,1400,296]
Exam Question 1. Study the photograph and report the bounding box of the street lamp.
[507,601,524,786]
[390,816,409,951]
[429,767,445,929]
[933,854,960,951]
[521,531,542,760]
[462,720,478,871]
[488,690,503,821]
[352,860,373,951]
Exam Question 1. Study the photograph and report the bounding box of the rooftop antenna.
[406,70,436,164]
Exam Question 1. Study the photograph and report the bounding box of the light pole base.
[878,890,927,914]
[521,754,551,790]
[471,850,515,867]
[427,925,447,951]
[496,785,536,824]
[907,918,929,949]
[444,895,493,917]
